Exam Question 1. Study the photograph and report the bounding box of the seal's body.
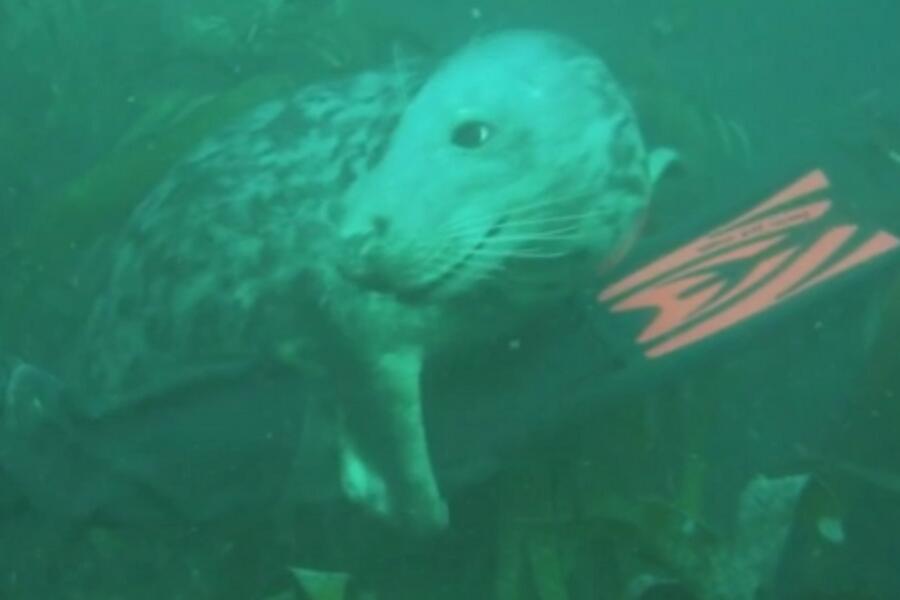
[69,31,664,532]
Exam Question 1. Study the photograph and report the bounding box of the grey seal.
[52,30,669,532]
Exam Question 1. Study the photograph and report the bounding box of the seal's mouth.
[402,216,508,301]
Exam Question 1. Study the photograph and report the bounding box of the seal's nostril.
[371,216,390,236]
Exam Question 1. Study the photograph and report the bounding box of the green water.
[1,1,899,598]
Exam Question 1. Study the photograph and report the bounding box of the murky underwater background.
[2,0,900,598]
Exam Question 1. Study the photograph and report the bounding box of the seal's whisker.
[435,216,503,238]
[437,190,592,233]
[460,261,507,283]
[502,213,590,227]
[498,200,577,219]
[484,239,574,251]
[469,249,571,259]
[495,191,596,218]
[440,217,582,243]
[414,246,466,274]
[461,255,506,271]
[488,227,582,242]
[415,243,461,277]
[439,204,554,234]
[493,218,573,238]
[503,190,594,212]
[436,193,595,238]
[414,253,505,291]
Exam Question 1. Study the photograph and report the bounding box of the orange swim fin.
[597,168,900,360]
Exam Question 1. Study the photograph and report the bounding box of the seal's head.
[336,30,657,305]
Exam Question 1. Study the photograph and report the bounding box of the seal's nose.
[370,215,391,237]
[342,214,391,247]
[348,215,391,260]
[338,215,399,291]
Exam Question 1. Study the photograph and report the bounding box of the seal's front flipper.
[339,347,448,534]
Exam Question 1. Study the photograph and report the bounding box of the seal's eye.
[450,120,493,149]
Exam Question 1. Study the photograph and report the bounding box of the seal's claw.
[338,440,448,534]
[340,445,391,518]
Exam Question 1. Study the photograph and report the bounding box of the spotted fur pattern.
[75,64,427,408]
